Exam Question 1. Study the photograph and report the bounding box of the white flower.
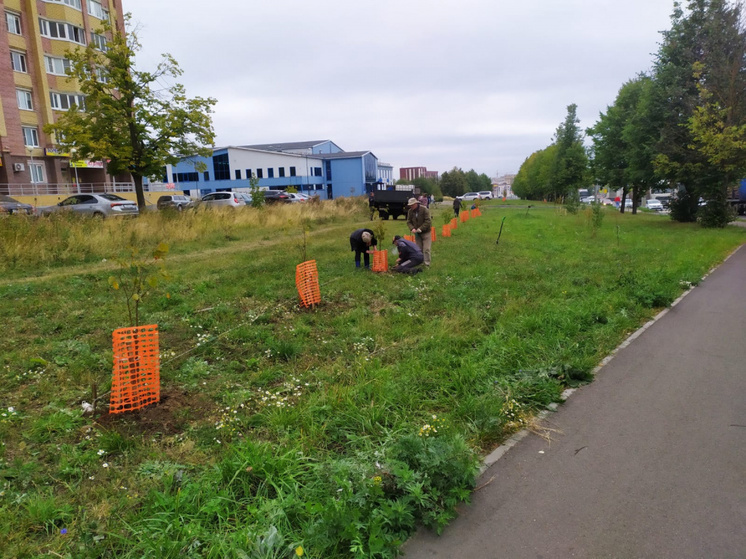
[8,407,15,413]
[102,463,109,468]
[97,449,106,456]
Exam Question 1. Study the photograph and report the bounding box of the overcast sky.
[125,0,675,177]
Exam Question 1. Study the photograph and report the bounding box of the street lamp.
[69,149,80,194]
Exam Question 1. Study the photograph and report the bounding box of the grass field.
[1,199,744,558]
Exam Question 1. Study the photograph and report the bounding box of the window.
[267,168,274,178]
[39,18,86,45]
[235,169,241,180]
[16,89,33,111]
[44,55,72,75]
[95,67,108,83]
[6,12,21,35]
[90,32,108,51]
[44,0,82,9]
[278,167,285,178]
[212,153,230,180]
[203,171,210,181]
[87,0,108,20]
[11,51,27,73]
[314,167,322,177]
[256,168,263,179]
[246,169,252,178]
[29,162,45,183]
[290,166,296,177]
[175,172,198,182]
[22,126,40,147]
[50,92,86,111]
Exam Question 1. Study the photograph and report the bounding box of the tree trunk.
[133,173,146,211]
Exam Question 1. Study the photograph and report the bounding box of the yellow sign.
[71,160,104,168]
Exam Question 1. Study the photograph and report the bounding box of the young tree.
[45,16,217,210]
[551,104,591,201]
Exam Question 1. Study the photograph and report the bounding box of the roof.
[320,151,375,160]
[238,140,332,152]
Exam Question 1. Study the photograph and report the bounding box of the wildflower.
[60,528,68,535]
[102,463,109,468]
[97,449,106,456]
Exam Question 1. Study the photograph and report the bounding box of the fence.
[0,182,137,196]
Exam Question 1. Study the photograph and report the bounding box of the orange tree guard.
[442,224,451,237]
[372,249,389,273]
[431,228,436,242]
[296,260,321,308]
[460,211,468,223]
[470,209,478,218]
[450,217,458,229]
[404,234,415,242]
[475,207,483,216]
[110,324,160,414]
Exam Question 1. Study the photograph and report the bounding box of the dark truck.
[369,184,417,220]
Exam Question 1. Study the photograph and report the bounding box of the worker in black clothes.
[391,235,424,274]
[349,228,377,269]
[453,197,461,217]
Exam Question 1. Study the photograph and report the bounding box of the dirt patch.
[93,389,212,436]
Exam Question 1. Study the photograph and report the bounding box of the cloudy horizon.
[125,0,675,177]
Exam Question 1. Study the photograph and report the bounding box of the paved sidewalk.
[404,245,746,558]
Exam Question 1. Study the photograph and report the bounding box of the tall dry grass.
[0,196,367,272]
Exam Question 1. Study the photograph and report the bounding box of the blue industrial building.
[159,140,385,200]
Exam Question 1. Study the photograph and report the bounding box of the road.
[404,245,746,558]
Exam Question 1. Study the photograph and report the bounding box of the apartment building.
[399,166,438,181]
[1,0,124,194]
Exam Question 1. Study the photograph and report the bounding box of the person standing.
[391,235,424,274]
[349,228,377,269]
[453,196,461,218]
[406,197,432,266]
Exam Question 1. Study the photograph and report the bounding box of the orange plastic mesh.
[450,218,458,229]
[110,324,160,414]
[431,228,436,242]
[470,209,478,218]
[296,260,321,308]
[404,234,415,242]
[474,207,483,216]
[372,249,389,273]
[460,212,468,223]
[442,224,451,237]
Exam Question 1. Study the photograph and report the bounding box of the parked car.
[459,192,481,201]
[157,194,195,211]
[0,195,34,215]
[199,192,244,208]
[39,194,139,217]
[646,199,664,211]
[284,192,307,203]
[235,192,253,205]
[478,191,493,200]
[581,195,597,204]
[262,190,292,204]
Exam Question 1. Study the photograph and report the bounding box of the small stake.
[496,216,506,245]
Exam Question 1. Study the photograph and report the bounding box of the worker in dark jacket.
[349,228,377,268]
[406,197,432,266]
[453,197,461,217]
[391,235,424,274]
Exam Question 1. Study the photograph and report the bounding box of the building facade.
[1,0,124,194]
[162,140,383,200]
[399,166,438,181]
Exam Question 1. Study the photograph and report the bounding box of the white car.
[459,192,481,201]
[581,195,597,204]
[200,192,245,208]
[646,199,663,211]
[284,192,307,203]
[478,191,493,200]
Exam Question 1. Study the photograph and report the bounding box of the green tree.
[512,145,557,200]
[440,168,468,197]
[653,0,745,226]
[551,104,590,201]
[45,16,217,210]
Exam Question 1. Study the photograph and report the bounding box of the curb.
[480,244,744,474]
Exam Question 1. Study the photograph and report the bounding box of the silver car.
[199,192,245,208]
[40,194,139,217]
[0,195,34,215]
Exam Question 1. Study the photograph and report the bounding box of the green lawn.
[1,201,743,558]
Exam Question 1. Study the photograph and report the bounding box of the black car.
[157,194,195,211]
[262,191,291,204]
[0,194,34,215]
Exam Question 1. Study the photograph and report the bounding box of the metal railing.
[0,182,136,196]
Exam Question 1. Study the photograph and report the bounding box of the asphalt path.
[404,245,746,558]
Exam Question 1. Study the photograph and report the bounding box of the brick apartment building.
[1,0,124,194]
[399,166,438,181]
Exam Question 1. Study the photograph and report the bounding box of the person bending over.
[349,228,377,269]
[391,235,424,274]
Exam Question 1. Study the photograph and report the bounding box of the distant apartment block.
[1,0,125,193]
[399,166,438,181]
